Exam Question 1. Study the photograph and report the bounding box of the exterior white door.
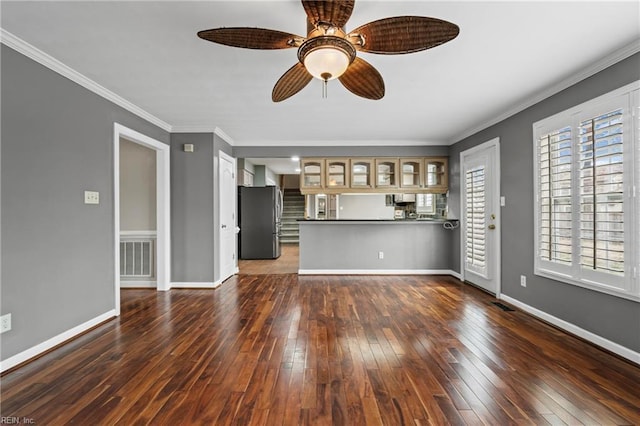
[461,138,501,295]
[219,151,237,283]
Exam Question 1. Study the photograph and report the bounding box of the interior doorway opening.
[113,123,171,315]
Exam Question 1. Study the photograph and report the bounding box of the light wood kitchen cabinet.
[299,156,448,194]
[399,158,423,188]
[350,159,373,188]
[325,158,350,189]
[300,158,324,190]
[375,158,399,188]
[424,157,448,192]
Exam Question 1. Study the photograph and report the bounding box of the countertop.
[298,218,459,224]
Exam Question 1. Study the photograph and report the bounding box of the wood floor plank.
[1,273,639,425]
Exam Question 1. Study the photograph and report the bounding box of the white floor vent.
[120,239,154,278]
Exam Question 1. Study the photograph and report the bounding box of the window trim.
[533,81,639,302]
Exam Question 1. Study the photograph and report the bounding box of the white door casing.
[218,151,237,283]
[461,138,501,295]
[113,123,171,315]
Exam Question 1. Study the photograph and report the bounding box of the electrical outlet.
[520,275,527,287]
[84,190,99,205]
[378,251,384,260]
[0,313,12,333]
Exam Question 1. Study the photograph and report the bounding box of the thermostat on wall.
[183,144,194,152]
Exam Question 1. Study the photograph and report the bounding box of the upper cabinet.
[350,159,373,188]
[399,158,423,188]
[299,156,448,194]
[424,157,448,192]
[326,159,350,189]
[375,158,398,188]
[300,158,324,190]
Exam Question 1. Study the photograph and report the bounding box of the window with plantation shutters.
[578,109,625,276]
[465,166,487,276]
[533,82,639,302]
[538,126,572,266]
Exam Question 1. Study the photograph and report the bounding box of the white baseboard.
[449,270,463,280]
[120,281,156,288]
[0,310,116,373]
[298,269,459,276]
[171,282,219,289]
[500,294,640,365]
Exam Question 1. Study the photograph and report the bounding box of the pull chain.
[321,72,331,99]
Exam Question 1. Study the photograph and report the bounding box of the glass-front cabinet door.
[300,158,324,189]
[325,159,349,189]
[375,158,398,188]
[350,159,373,188]
[400,158,423,188]
[424,157,448,191]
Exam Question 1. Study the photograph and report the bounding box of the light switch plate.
[84,191,99,204]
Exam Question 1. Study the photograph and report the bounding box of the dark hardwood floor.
[1,274,639,425]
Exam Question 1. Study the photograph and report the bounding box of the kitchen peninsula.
[297,155,455,275]
[297,219,458,275]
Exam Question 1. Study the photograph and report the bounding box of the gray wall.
[119,138,156,231]
[1,45,170,360]
[170,133,215,282]
[237,158,255,174]
[253,165,267,186]
[252,165,279,187]
[299,222,452,270]
[448,53,640,352]
[170,133,233,284]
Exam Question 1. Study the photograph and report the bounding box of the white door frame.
[218,150,237,283]
[459,137,501,297]
[113,123,171,315]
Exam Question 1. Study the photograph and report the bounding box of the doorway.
[119,138,157,288]
[113,123,170,315]
[460,137,501,295]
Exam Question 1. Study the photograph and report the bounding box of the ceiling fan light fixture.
[298,36,356,81]
[304,48,349,80]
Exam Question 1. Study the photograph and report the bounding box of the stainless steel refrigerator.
[238,186,282,259]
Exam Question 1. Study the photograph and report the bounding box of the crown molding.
[1,29,172,133]
[170,125,218,134]
[213,127,235,146]
[449,38,640,144]
[167,126,238,146]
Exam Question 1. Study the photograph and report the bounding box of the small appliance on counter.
[394,209,405,220]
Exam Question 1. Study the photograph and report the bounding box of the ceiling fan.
[197,1,459,102]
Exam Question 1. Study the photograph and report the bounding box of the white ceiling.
[1,1,638,146]
[246,157,301,175]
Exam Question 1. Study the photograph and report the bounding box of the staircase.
[280,190,305,244]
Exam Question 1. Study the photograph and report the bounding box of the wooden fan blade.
[272,62,313,102]
[197,27,301,50]
[350,16,459,54]
[301,0,355,28]
[339,57,385,100]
